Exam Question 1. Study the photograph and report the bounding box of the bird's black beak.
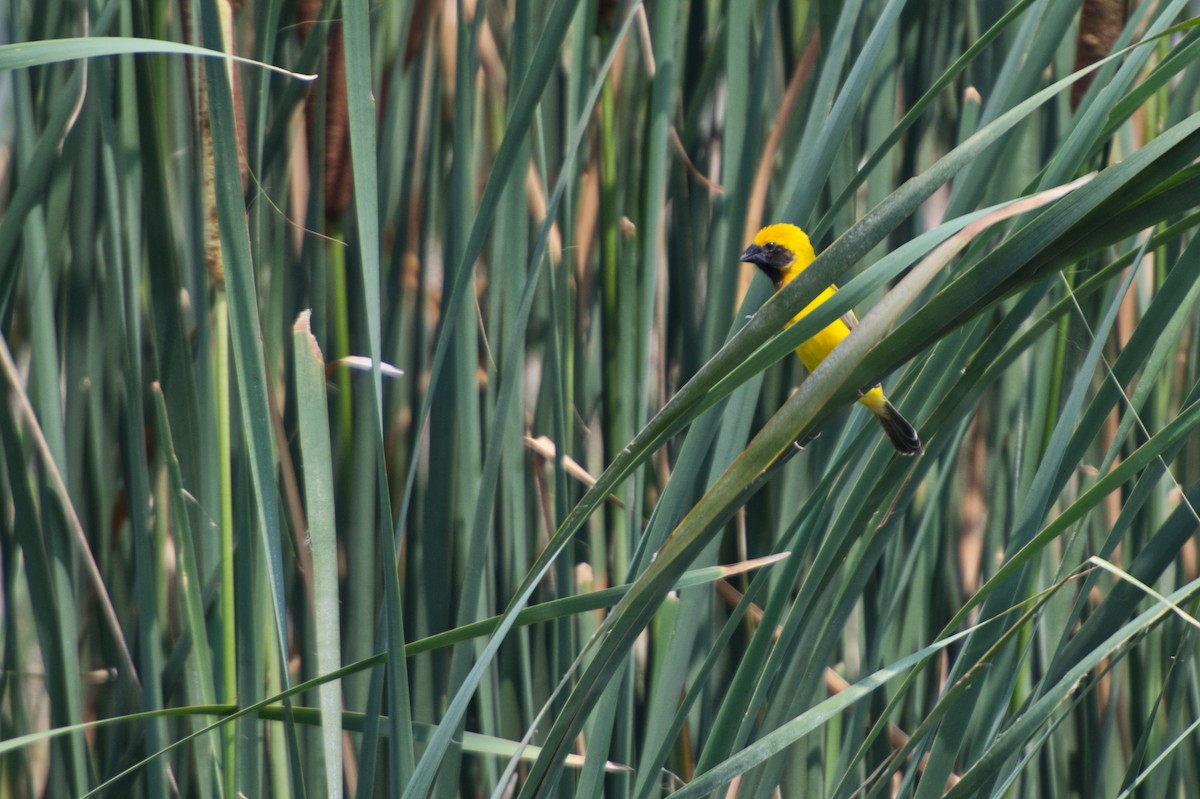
[738,243,768,267]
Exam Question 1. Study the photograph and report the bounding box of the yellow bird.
[739,223,923,456]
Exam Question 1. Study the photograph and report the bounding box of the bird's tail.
[875,401,923,456]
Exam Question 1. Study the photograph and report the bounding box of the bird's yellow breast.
[791,285,848,372]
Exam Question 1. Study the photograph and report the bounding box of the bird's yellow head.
[739,223,816,288]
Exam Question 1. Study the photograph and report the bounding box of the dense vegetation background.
[4,0,1200,796]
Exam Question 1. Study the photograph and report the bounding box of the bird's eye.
[763,242,777,251]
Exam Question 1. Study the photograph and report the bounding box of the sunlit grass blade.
[293,312,343,798]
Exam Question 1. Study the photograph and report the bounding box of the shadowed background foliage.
[4,0,1200,797]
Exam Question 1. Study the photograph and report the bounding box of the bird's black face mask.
[739,242,795,288]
